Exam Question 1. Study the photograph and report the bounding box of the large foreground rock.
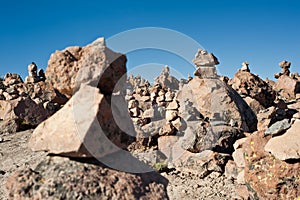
[5,156,168,200]
[177,77,257,132]
[29,84,132,157]
[46,38,127,97]
[265,120,300,160]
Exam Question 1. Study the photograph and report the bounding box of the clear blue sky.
[0,0,299,80]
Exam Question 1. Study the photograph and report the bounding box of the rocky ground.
[0,38,300,199]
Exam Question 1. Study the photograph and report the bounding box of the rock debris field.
[0,37,300,200]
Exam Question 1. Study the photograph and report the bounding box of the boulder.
[274,75,300,100]
[265,120,300,160]
[29,84,133,157]
[264,118,291,136]
[228,70,276,108]
[5,156,168,200]
[46,38,127,97]
[0,97,50,130]
[177,77,257,132]
[238,131,300,199]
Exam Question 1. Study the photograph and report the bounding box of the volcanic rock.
[264,118,291,136]
[265,120,300,160]
[154,66,179,90]
[228,69,276,108]
[46,37,127,97]
[239,131,300,199]
[177,77,257,132]
[29,84,133,157]
[5,156,168,200]
[274,75,300,100]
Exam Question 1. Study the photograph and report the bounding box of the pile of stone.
[273,60,300,100]
[192,49,219,78]
[4,37,168,199]
[0,64,68,135]
[24,62,45,83]
[1,40,300,200]
[228,62,276,112]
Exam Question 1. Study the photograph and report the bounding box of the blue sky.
[0,0,299,81]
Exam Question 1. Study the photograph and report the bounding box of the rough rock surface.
[264,118,291,136]
[239,131,300,199]
[274,75,300,100]
[177,77,257,132]
[154,66,179,90]
[46,38,127,97]
[265,120,300,160]
[29,84,133,157]
[228,70,276,108]
[5,156,169,200]
[0,97,50,130]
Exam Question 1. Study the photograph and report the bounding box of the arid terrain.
[0,38,299,200]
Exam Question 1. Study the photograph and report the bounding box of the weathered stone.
[192,49,219,67]
[240,61,250,72]
[171,117,183,131]
[165,110,178,122]
[274,75,300,99]
[159,122,175,136]
[46,38,127,97]
[232,148,246,168]
[5,156,168,200]
[240,131,300,199]
[166,100,179,110]
[229,69,276,108]
[0,119,19,135]
[0,97,50,128]
[265,120,300,160]
[264,118,291,136]
[29,84,131,157]
[257,106,276,131]
[244,96,265,114]
[154,66,179,90]
[177,77,257,132]
[193,66,217,78]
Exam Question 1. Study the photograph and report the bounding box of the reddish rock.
[154,66,179,90]
[5,156,168,200]
[0,97,50,130]
[265,120,300,160]
[228,70,276,108]
[274,75,300,100]
[46,38,127,97]
[240,131,300,199]
[177,77,257,132]
[256,106,276,131]
[29,84,133,157]
[244,96,265,115]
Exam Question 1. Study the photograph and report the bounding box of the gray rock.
[265,119,291,136]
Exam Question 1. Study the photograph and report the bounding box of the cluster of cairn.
[0,62,67,134]
[126,68,181,136]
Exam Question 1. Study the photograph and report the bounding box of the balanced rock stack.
[24,62,46,84]
[228,62,276,113]
[274,60,291,78]
[5,37,168,199]
[274,60,300,100]
[29,37,133,157]
[193,49,219,78]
